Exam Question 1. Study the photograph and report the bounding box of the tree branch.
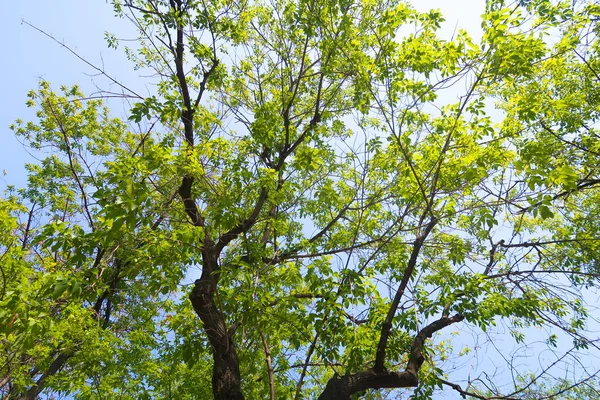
[22,21,143,100]
[374,219,437,372]
[216,188,269,253]
[260,332,276,400]
[318,313,464,400]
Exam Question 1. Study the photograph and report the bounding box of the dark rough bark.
[165,0,243,396]
[17,352,73,400]
[374,220,437,373]
[318,369,418,400]
[189,249,244,400]
[318,313,464,400]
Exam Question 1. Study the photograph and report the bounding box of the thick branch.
[19,352,74,400]
[483,239,504,275]
[168,1,218,228]
[216,188,268,253]
[318,313,464,400]
[374,219,437,372]
[499,238,597,248]
[178,178,204,226]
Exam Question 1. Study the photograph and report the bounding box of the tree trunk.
[189,271,244,400]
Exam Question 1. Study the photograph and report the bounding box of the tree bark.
[318,369,419,400]
[318,313,464,400]
[16,352,73,400]
[189,250,244,400]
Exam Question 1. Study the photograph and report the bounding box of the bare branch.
[260,332,276,400]
[22,21,143,100]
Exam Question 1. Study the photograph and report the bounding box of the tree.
[2,0,600,398]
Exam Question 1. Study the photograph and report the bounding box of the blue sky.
[1,1,139,187]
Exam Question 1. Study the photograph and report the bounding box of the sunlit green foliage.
[2,0,600,399]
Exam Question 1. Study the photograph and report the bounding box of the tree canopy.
[2,0,600,399]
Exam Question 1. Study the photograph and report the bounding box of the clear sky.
[1,1,138,187]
